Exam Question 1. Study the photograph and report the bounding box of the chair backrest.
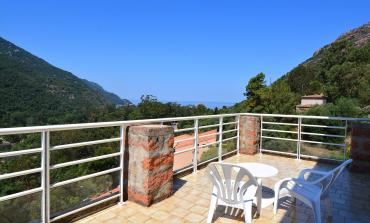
[318,159,352,195]
[206,162,258,205]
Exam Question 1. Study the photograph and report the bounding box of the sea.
[129,99,235,109]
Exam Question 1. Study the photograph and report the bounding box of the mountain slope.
[280,22,370,106]
[82,79,132,106]
[0,37,128,126]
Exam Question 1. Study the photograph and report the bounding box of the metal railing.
[0,113,240,223]
[258,114,369,161]
[0,112,369,222]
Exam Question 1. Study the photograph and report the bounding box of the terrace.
[0,113,370,223]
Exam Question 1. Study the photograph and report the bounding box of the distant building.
[296,94,327,112]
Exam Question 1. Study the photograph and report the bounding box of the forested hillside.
[82,79,132,106]
[0,37,130,127]
[283,22,370,105]
[232,22,370,117]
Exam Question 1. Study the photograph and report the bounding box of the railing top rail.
[244,113,370,121]
[0,112,369,135]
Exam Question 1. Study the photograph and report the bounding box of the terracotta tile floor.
[77,154,370,223]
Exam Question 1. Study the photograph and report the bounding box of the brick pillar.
[127,125,174,206]
[239,116,260,155]
[350,123,370,173]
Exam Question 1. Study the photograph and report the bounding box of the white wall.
[301,98,326,105]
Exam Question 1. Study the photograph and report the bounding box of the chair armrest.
[275,177,323,195]
[298,169,328,181]
[274,178,293,193]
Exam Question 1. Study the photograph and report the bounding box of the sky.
[1,1,369,104]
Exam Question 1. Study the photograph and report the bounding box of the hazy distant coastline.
[129,99,235,109]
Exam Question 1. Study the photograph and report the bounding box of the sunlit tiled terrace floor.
[78,154,370,223]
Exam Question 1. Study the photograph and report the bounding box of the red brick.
[128,136,165,151]
[352,125,370,138]
[350,124,370,173]
[239,116,260,155]
[128,186,151,206]
[127,124,174,206]
[167,136,174,148]
[144,169,173,190]
[142,153,174,171]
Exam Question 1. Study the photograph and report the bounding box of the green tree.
[260,81,298,114]
[244,73,267,112]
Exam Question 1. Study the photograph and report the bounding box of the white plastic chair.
[206,162,262,223]
[273,159,352,223]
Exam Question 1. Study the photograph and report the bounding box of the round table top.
[237,162,278,178]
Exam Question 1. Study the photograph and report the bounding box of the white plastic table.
[237,162,278,213]
[237,162,278,178]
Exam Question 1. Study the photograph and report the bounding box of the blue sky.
[1,1,369,103]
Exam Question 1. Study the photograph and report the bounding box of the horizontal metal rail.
[198,123,219,129]
[173,164,194,175]
[0,148,42,158]
[262,129,298,134]
[222,149,238,157]
[198,140,219,148]
[174,147,195,155]
[222,129,238,134]
[301,124,346,129]
[50,167,121,188]
[0,187,43,202]
[301,132,345,138]
[0,113,369,136]
[261,149,297,157]
[198,132,219,138]
[261,136,298,142]
[0,113,242,135]
[197,156,219,166]
[50,194,120,222]
[174,137,195,144]
[174,127,195,133]
[223,121,237,126]
[300,140,346,147]
[262,121,298,126]
[50,152,121,170]
[0,167,42,180]
[50,138,120,151]
[222,136,238,142]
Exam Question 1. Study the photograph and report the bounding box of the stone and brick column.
[350,123,370,173]
[127,125,174,206]
[239,116,260,155]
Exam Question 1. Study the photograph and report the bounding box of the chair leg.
[290,196,296,204]
[243,201,253,223]
[312,201,321,223]
[273,189,280,214]
[323,195,333,221]
[207,195,218,223]
[256,183,262,216]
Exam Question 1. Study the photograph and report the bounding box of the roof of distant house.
[301,94,327,99]
[174,129,217,151]
[90,187,120,201]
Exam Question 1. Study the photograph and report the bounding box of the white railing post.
[297,118,302,160]
[41,131,50,223]
[193,119,199,173]
[344,120,348,160]
[236,115,240,155]
[218,117,223,162]
[259,116,263,155]
[119,125,125,205]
